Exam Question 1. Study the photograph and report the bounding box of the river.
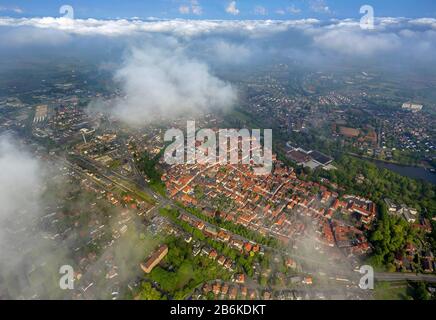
[372,160,436,185]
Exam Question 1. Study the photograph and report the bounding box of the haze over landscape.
[0,0,435,302]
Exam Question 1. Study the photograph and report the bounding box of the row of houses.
[179,212,263,255]
[201,282,257,300]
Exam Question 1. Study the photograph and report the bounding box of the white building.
[402,102,423,112]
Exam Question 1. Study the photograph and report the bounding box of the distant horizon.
[1,15,435,21]
[0,0,434,20]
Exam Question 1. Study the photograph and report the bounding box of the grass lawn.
[176,262,194,288]
[150,180,167,197]
[374,282,412,300]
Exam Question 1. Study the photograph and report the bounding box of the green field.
[374,282,412,300]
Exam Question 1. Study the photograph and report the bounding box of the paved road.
[375,272,436,283]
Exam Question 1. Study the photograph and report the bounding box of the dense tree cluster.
[136,151,166,195]
[315,155,436,217]
[368,204,420,270]
[136,282,165,300]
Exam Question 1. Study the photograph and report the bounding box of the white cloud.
[287,5,302,15]
[0,6,23,14]
[276,5,301,15]
[210,40,252,64]
[0,16,322,38]
[1,16,436,62]
[0,136,44,227]
[104,45,237,125]
[191,0,203,15]
[0,135,53,278]
[0,134,151,298]
[409,17,436,29]
[254,6,267,16]
[310,0,331,14]
[312,27,402,56]
[179,5,190,15]
[226,1,240,16]
[179,1,202,16]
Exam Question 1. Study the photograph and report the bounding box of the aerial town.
[1,80,434,300]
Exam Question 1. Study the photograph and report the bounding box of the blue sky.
[0,0,435,20]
